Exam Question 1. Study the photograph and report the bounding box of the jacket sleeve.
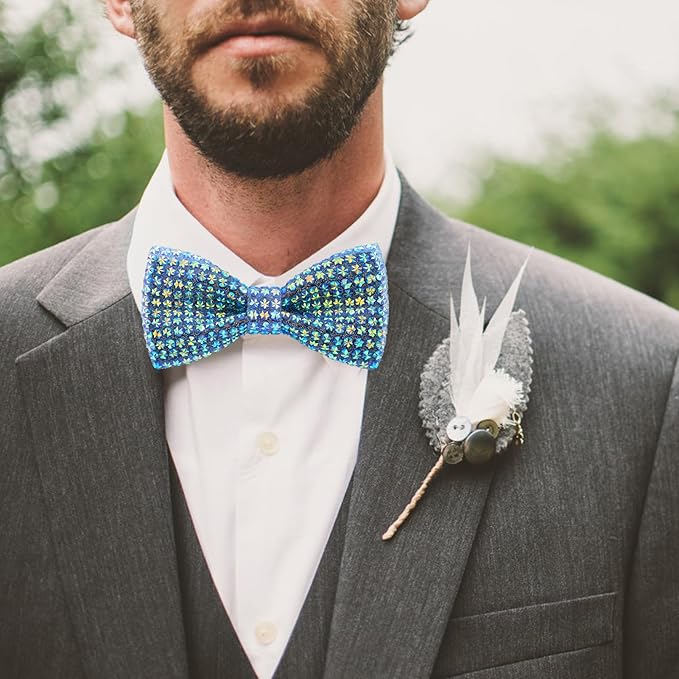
[623,352,679,677]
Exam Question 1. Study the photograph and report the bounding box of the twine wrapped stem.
[382,455,445,541]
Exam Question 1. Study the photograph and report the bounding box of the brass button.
[442,442,464,465]
[463,429,496,465]
[476,419,500,438]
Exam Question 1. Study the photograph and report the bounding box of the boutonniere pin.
[382,249,533,540]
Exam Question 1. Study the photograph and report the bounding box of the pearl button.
[446,416,472,443]
[255,621,277,645]
[256,431,279,456]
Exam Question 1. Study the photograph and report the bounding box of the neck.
[164,85,386,277]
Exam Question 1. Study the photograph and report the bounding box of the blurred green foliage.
[438,116,679,309]
[1,1,678,311]
[0,0,163,266]
[1,105,163,264]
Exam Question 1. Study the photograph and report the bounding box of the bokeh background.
[2,0,679,308]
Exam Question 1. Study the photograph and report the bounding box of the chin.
[195,48,325,96]
[198,71,324,116]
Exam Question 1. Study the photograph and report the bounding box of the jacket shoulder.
[0,227,103,299]
[0,222,120,359]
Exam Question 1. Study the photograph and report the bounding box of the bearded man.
[1,1,678,678]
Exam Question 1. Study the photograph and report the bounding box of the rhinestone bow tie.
[141,244,389,370]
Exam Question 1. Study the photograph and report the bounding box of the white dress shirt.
[127,151,401,678]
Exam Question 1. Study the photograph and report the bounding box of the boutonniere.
[382,249,533,540]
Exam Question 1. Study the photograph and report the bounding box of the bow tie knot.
[246,285,283,333]
[141,244,389,370]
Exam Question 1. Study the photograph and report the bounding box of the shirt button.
[255,621,277,645]
[256,431,279,456]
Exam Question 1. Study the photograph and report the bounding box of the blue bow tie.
[141,244,389,370]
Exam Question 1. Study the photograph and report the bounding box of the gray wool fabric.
[1,176,679,678]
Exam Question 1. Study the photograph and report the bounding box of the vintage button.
[463,429,496,465]
[256,432,279,456]
[476,419,500,438]
[255,621,278,645]
[442,442,464,465]
[446,416,472,443]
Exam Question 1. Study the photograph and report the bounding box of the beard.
[129,0,399,179]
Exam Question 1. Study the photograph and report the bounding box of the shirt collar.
[127,150,401,311]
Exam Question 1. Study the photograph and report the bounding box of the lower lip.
[216,34,307,58]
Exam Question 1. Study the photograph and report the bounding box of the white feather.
[448,248,528,424]
[448,295,459,405]
[453,248,478,402]
[455,297,486,415]
[466,370,523,426]
[482,257,529,375]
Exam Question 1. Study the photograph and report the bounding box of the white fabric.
[127,151,401,679]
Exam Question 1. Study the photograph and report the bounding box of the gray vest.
[169,458,350,678]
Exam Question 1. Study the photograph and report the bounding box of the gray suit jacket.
[1,179,678,679]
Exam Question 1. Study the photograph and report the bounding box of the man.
[1,0,678,677]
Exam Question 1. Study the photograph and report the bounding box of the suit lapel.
[323,183,496,678]
[15,217,189,679]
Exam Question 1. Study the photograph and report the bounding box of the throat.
[163,89,387,276]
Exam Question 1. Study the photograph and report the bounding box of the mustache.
[183,0,339,55]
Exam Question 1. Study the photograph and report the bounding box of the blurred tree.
[0,0,163,266]
[439,114,679,309]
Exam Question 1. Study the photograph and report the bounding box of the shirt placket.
[236,286,288,674]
